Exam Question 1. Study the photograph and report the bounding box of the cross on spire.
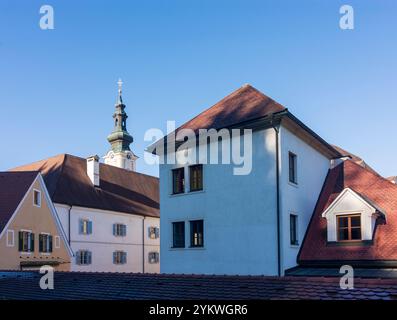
[116,78,123,104]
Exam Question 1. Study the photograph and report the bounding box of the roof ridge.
[178,84,275,130]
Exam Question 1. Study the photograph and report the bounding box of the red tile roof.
[10,154,159,218]
[149,84,341,159]
[299,160,397,264]
[0,171,38,233]
[176,84,286,135]
[1,271,397,300]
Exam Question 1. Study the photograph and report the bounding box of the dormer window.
[337,214,362,241]
[322,188,385,243]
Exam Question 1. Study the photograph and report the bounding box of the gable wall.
[0,179,70,271]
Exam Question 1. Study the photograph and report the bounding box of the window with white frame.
[79,219,92,235]
[76,250,92,265]
[113,251,127,265]
[288,152,298,184]
[33,189,41,207]
[6,230,14,247]
[39,233,53,253]
[290,214,299,245]
[55,236,61,249]
[113,223,127,237]
[18,231,34,252]
[148,252,159,264]
[148,226,160,239]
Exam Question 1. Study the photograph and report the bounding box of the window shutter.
[123,252,127,264]
[88,221,92,234]
[18,232,23,251]
[113,224,116,236]
[39,234,43,253]
[155,228,160,239]
[76,251,81,265]
[113,251,116,264]
[123,225,127,236]
[88,251,92,264]
[49,235,53,252]
[30,233,35,252]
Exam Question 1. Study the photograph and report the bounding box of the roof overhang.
[147,110,342,160]
[321,187,387,220]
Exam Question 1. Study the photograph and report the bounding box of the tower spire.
[117,78,123,105]
[103,79,138,171]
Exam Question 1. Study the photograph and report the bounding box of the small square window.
[288,152,298,184]
[79,219,92,235]
[113,251,127,265]
[337,214,362,241]
[76,250,92,265]
[113,223,127,237]
[148,252,159,264]
[148,227,160,239]
[19,231,34,252]
[172,168,185,194]
[33,190,41,207]
[39,234,53,253]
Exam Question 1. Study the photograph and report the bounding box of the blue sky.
[0,0,396,177]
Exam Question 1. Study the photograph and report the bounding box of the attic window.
[33,189,41,207]
[337,214,362,241]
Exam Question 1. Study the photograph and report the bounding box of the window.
[288,152,297,184]
[172,168,185,194]
[76,250,92,265]
[113,251,127,265]
[55,236,61,249]
[18,231,34,252]
[113,223,127,237]
[39,234,53,253]
[189,165,203,192]
[290,214,298,245]
[148,252,159,264]
[337,215,362,241]
[172,222,185,248]
[33,189,41,207]
[148,226,160,239]
[6,230,14,247]
[79,219,92,235]
[190,220,204,248]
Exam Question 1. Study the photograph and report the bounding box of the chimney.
[87,155,100,187]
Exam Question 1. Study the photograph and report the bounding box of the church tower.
[103,79,138,171]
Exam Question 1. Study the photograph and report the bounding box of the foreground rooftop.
[1,271,397,300]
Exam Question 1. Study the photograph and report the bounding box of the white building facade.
[56,204,160,273]
[153,85,340,276]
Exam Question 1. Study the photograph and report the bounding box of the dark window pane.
[290,215,298,245]
[338,217,349,228]
[172,222,185,248]
[351,216,361,227]
[338,228,349,241]
[189,165,203,192]
[172,168,185,194]
[351,228,362,240]
[190,220,204,247]
[289,153,297,184]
